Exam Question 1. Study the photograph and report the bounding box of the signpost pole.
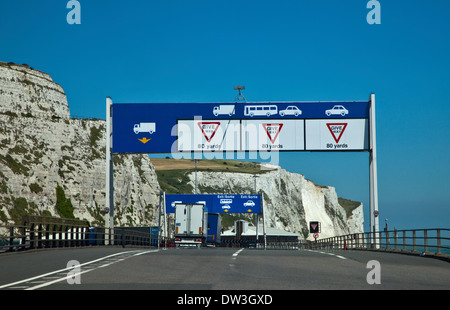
[369,93,380,248]
[253,174,259,248]
[105,97,114,245]
[262,197,267,249]
[158,191,162,249]
[163,191,167,249]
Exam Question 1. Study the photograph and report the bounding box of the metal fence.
[313,228,450,258]
[2,216,449,259]
[0,215,167,253]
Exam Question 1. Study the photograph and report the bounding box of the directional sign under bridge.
[164,194,262,214]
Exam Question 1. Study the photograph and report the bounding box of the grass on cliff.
[153,158,265,195]
[151,158,263,174]
[338,197,361,218]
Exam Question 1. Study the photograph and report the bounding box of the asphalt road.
[0,247,449,291]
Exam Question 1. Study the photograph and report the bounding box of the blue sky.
[1,1,449,231]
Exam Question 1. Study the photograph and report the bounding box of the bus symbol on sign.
[244,105,278,117]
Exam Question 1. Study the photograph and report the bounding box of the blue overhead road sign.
[112,101,370,154]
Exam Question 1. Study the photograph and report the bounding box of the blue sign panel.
[165,194,262,214]
[112,101,369,154]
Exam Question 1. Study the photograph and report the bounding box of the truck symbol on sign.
[134,123,156,134]
[325,105,349,117]
[213,105,235,116]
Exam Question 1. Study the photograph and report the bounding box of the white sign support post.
[105,97,114,245]
[369,93,379,248]
[262,198,267,249]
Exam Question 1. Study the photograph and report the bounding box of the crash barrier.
[219,239,309,249]
[263,241,308,250]
[313,228,450,258]
[0,216,166,253]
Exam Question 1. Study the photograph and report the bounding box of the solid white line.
[304,249,346,260]
[133,250,159,256]
[0,249,157,290]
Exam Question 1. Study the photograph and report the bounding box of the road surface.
[0,247,449,291]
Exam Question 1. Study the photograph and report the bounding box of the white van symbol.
[134,123,156,134]
[244,105,278,117]
[213,105,235,116]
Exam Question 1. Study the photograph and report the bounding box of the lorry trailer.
[174,203,208,247]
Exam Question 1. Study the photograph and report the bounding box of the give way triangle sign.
[198,122,221,142]
[326,123,348,143]
[262,123,283,143]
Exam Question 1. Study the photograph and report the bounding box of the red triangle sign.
[326,123,348,143]
[198,122,221,142]
[262,123,283,143]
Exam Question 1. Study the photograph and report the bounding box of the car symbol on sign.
[279,106,302,117]
[243,200,255,207]
[325,105,349,116]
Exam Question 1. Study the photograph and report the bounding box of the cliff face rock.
[189,168,364,240]
[0,62,70,120]
[0,62,160,227]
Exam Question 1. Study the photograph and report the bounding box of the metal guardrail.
[313,229,450,258]
[0,216,167,253]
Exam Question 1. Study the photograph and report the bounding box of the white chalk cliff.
[189,169,363,240]
[0,62,160,227]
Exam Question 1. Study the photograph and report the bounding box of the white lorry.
[133,122,156,134]
[174,203,208,247]
[213,105,235,116]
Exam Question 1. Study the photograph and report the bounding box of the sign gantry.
[105,94,380,247]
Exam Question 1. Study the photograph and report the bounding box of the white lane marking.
[232,248,244,259]
[305,249,346,260]
[0,249,158,290]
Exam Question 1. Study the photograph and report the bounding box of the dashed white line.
[232,248,244,259]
